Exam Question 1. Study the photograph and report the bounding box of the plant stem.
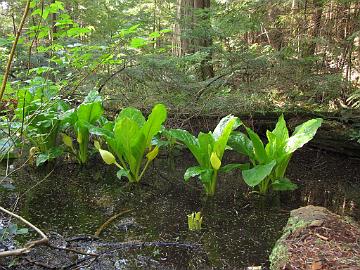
[259,177,271,194]
[79,130,89,164]
[207,170,218,196]
[0,0,31,102]
[137,158,152,182]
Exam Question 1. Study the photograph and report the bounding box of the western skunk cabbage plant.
[169,115,242,196]
[228,115,323,194]
[61,90,104,164]
[95,104,167,183]
[188,212,203,231]
[14,78,70,166]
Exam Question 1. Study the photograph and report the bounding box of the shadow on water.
[1,146,360,268]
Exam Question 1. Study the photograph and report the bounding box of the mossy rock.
[269,205,360,269]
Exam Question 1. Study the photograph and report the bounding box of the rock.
[116,217,141,232]
[269,205,360,270]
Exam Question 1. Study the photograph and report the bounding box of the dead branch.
[94,209,133,237]
[0,206,48,257]
[96,241,202,250]
[47,244,98,257]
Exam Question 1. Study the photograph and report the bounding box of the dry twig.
[94,209,133,237]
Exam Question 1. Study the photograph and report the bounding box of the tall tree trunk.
[193,0,214,79]
[173,0,194,56]
[173,0,214,79]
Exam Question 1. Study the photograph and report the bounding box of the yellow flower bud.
[146,146,159,161]
[210,152,221,170]
[99,149,116,165]
[94,140,101,150]
[62,134,73,148]
[29,147,39,157]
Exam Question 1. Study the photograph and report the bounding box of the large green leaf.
[242,160,276,187]
[89,125,114,138]
[272,178,298,191]
[265,130,277,159]
[116,107,145,127]
[274,154,292,178]
[168,129,202,164]
[76,90,103,125]
[199,169,214,184]
[198,132,214,167]
[272,114,289,142]
[219,163,250,173]
[141,104,167,148]
[213,116,239,159]
[228,131,255,160]
[77,101,103,125]
[36,147,63,166]
[60,108,76,126]
[266,115,289,159]
[116,117,140,173]
[285,118,323,154]
[246,127,267,164]
[184,166,206,182]
[213,115,241,140]
[117,169,131,181]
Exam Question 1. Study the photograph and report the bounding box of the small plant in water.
[169,115,242,196]
[95,104,167,183]
[13,77,70,166]
[187,212,203,231]
[61,90,104,164]
[228,115,323,194]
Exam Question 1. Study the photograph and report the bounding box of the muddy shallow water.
[1,146,360,269]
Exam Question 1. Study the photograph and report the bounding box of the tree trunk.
[193,0,214,79]
[173,0,194,56]
[173,0,214,79]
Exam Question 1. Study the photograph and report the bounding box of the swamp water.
[1,147,360,269]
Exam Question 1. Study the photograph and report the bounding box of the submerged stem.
[206,170,218,197]
[137,158,152,182]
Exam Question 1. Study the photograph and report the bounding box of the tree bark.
[194,0,214,79]
[173,0,214,79]
[173,0,194,56]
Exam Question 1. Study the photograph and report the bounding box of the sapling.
[61,90,104,164]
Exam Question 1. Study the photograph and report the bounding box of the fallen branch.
[96,241,202,250]
[0,206,48,257]
[94,209,133,237]
[48,244,98,257]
